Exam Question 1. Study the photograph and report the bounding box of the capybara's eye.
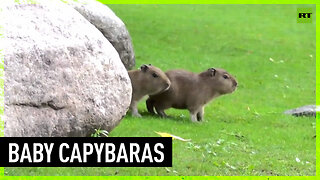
[223,75,229,79]
[152,73,159,78]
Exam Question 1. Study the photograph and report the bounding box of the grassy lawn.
[5,4,316,176]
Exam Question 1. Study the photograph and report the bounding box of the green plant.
[90,128,109,137]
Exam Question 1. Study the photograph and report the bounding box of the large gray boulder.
[3,2,132,137]
[66,0,136,70]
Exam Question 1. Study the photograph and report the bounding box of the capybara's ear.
[208,68,216,76]
[140,64,149,72]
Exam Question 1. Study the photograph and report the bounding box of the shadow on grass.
[139,111,191,123]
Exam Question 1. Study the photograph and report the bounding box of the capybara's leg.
[153,101,170,118]
[146,98,155,114]
[130,100,142,117]
[196,106,204,121]
[155,106,168,118]
[189,107,201,122]
[190,112,198,122]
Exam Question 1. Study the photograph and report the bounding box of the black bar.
[0,137,172,167]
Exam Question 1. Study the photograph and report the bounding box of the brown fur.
[128,64,171,117]
[146,68,237,122]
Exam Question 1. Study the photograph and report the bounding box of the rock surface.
[284,105,318,117]
[66,0,136,70]
[3,2,132,137]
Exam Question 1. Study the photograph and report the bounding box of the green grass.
[5,4,316,176]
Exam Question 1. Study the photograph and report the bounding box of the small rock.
[284,105,318,117]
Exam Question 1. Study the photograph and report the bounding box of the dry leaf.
[155,131,191,142]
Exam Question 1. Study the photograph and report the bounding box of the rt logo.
[299,13,312,18]
[297,8,313,23]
